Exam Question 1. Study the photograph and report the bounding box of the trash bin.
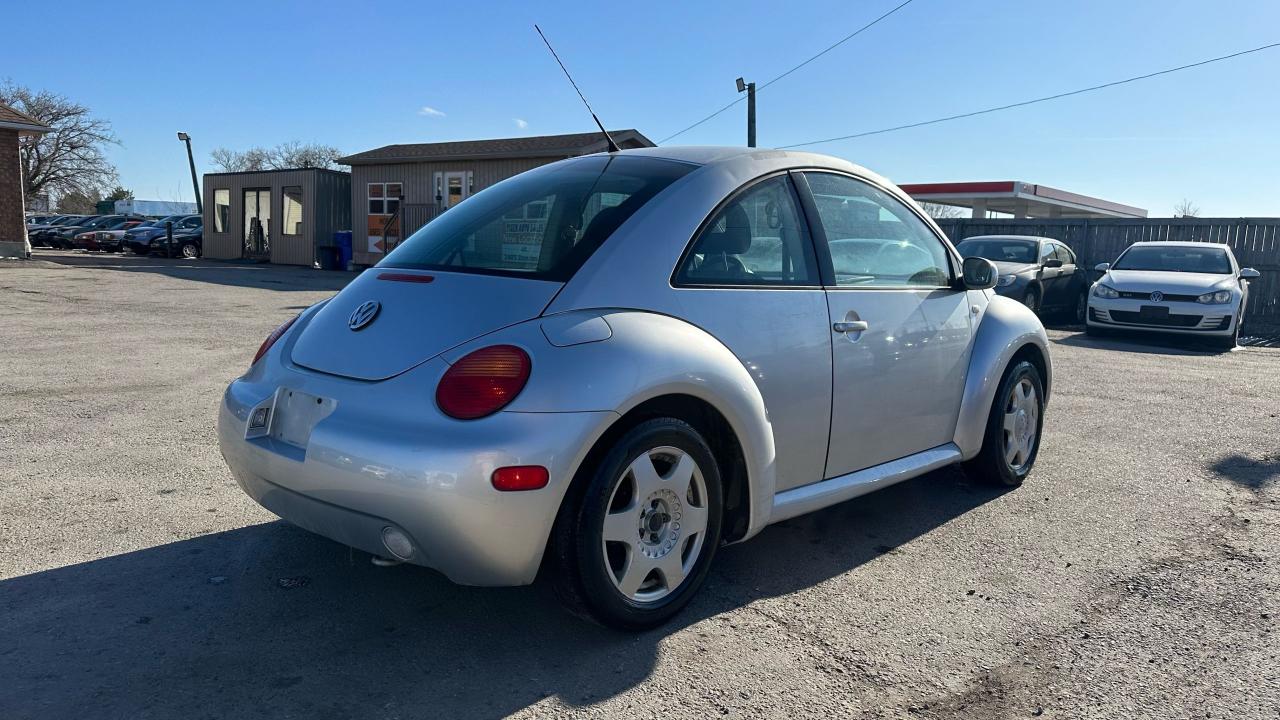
[334,231,353,270]
[316,246,340,271]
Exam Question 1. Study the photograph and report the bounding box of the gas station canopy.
[899,181,1147,219]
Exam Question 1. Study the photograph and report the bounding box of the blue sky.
[5,0,1278,216]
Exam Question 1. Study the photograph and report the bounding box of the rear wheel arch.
[555,394,752,548]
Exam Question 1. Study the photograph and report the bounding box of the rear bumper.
[1086,296,1236,336]
[217,360,616,586]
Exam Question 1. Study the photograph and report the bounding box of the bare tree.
[0,81,119,204]
[269,141,344,169]
[55,189,101,214]
[210,141,344,172]
[919,202,965,219]
[1174,199,1200,218]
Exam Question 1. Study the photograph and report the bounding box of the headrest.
[698,204,752,255]
[580,205,629,246]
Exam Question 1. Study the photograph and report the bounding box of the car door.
[796,171,975,478]
[1036,241,1065,307]
[671,174,833,492]
[1053,242,1082,301]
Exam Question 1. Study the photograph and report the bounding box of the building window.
[214,189,230,233]
[368,183,402,215]
[281,186,303,235]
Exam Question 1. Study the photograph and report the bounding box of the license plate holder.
[268,389,336,449]
[1139,305,1170,320]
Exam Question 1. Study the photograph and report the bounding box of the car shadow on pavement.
[1209,453,1280,490]
[30,250,354,293]
[0,466,1001,719]
[1050,330,1229,356]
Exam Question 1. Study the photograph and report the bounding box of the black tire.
[548,417,723,630]
[179,242,200,259]
[1214,311,1240,351]
[963,359,1044,487]
[1068,291,1088,324]
[1022,287,1041,315]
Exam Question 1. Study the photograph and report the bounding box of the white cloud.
[513,118,529,129]
[418,106,446,117]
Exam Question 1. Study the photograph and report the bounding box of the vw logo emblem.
[348,300,381,331]
[1149,291,1164,303]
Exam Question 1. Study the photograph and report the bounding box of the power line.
[658,0,919,144]
[778,41,1280,149]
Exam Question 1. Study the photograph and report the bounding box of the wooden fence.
[935,218,1280,324]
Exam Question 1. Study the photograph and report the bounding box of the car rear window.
[955,239,1037,264]
[1113,246,1232,274]
[380,155,695,281]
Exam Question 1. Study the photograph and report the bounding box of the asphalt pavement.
[2,251,1277,719]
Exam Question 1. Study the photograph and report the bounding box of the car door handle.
[833,320,869,333]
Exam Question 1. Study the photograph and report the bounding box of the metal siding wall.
[201,169,351,266]
[203,176,240,260]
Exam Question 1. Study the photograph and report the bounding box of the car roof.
[1128,241,1230,249]
[585,145,884,179]
[959,235,1049,243]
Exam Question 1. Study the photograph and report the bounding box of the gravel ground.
[2,251,1277,719]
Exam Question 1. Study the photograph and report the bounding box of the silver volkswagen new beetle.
[217,147,1051,629]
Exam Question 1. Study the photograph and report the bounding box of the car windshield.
[380,155,695,281]
[1113,246,1232,274]
[955,238,1038,263]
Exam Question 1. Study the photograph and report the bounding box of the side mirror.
[1094,263,1110,273]
[1240,267,1260,280]
[1044,258,1063,268]
[961,256,998,290]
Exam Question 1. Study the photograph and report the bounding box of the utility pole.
[736,77,756,148]
[176,132,202,213]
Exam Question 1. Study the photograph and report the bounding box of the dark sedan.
[123,214,202,254]
[956,235,1089,322]
[28,215,92,246]
[52,215,146,249]
[151,228,202,259]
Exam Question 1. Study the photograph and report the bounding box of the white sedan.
[1086,241,1260,349]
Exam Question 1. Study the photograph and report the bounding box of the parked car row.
[25,213,203,258]
[955,234,1259,349]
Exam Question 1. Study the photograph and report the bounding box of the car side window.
[675,175,818,287]
[801,172,952,287]
[1056,243,1076,265]
[1039,243,1055,264]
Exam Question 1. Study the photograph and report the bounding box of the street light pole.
[177,132,202,213]
[736,77,756,148]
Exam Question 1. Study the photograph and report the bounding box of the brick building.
[0,102,49,259]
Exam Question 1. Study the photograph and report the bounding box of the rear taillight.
[251,315,299,367]
[436,345,531,419]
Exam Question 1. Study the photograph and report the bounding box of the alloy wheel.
[181,243,198,258]
[601,446,710,603]
[1002,378,1039,472]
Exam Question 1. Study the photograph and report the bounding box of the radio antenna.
[534,24,620,153]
